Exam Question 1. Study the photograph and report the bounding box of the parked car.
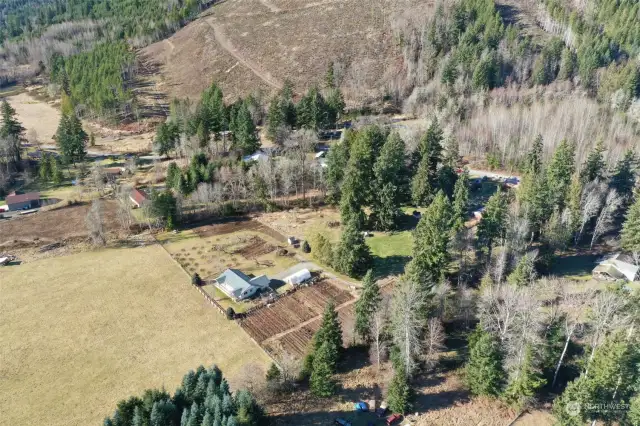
[334,418,352,426]
[354,401,368,412]
[386,414,403,425]
[376,401,388,417]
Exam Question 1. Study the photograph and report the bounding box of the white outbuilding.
[285,268,312,286]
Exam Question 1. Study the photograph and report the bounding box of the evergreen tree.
[150,190,178,230]
[406,191,452,290]
[621,195,640,255]
[333,213,373,278]
[325,62,335,88]
[452,171,470,231]
[354,269,381,342]
[0,99,24,140]
[39,154,51,181]
[265,363,281,383]
[131,406,144,426]
[418,118,443,181]
[610,150,637,202]
[56,113,87,165]
[503,345,545,408]
[310,341,337,397]
[387,367,412,414]
[546,139,576,210]
[233,102,259,155]
[167,162,181,189]
[266,96,285,142]
[201,411,214,426]
[629,395,640,425]
[579,140,606,184]
[526,135,544,174]
[325,87,345,128]
[371,182,402,231]
[476,191,508,258]
[373,132,406,192]
[411,154,433,206]
[313,300,343,367]
[465,326,505,396]
[154,121,179,157]
[296,87,327,130]
[325,142,349,205]
[507,254,537,287]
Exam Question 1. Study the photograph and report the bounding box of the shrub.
[225,307,236,320]
[302,240,311,253]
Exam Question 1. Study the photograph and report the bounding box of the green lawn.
[367,231,413,278]
[549,253,600,280]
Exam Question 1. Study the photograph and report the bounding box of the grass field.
[0,245,271,426]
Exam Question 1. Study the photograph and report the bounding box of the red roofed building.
[5,191,40,211]
[129,188,148,208]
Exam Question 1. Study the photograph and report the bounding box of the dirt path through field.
[258,0,281,13]
[205,19,283,90]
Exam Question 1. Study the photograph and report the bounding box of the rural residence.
[215,269,271,300]
[593,253,639,282]
[5,191,40,211]
[130,188,149,209]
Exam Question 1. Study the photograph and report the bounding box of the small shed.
[285,268,312,286]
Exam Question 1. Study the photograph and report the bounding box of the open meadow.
[0,245,271,426]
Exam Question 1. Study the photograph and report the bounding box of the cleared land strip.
[205,19,283,90]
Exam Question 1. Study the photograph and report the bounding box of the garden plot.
[240,279,356,358]
[159,225,298,313]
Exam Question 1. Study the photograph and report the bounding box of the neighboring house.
[215,269,271,300]
[130,188,149,209]
[104,167,124,177]
[593,253,639,282]
[5,191,40,211]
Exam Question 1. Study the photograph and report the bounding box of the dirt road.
[205,20,283,90]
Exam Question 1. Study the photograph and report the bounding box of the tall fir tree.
[387,367,412,414]
[310,341,337,397]
[354,270,381,342]
[0,99,25,140]
[503,345,545,408]
[476,191,508,258]
[339,128,376,223]
[406,191,452,291]
[546,139,576,210]
[452,171,470,231]
[314,299,343,368]
[610,149,637,202]
[465,326,505,396]
[333,213,373,278]
[325,141,349,205]
[411,154,434,206]
[233,101,259,155]
[621,194,640,255]
[579,140,606,184]
[55,113,87,165]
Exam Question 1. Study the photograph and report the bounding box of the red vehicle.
[386,414,402,425]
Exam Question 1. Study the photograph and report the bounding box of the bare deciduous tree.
[590,189,623,249]
[116,185,134,232]
[584,290,630,375]
[85,199,106,246]
[424,317,445,371]
[90,162,106,194]
[575,181,606,245]
[370,300,389,372]
[551,283,595,388]
[391,278,426,377]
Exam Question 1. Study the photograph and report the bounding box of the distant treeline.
[0,0,214,45]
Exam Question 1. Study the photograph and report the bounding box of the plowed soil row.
[240,280,354,344]
[234,236,276,259]
[193,218,285,242]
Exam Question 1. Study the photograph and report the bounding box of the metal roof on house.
[216,269,254,297]
[6,192,40,205]
[594,254,639,282]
